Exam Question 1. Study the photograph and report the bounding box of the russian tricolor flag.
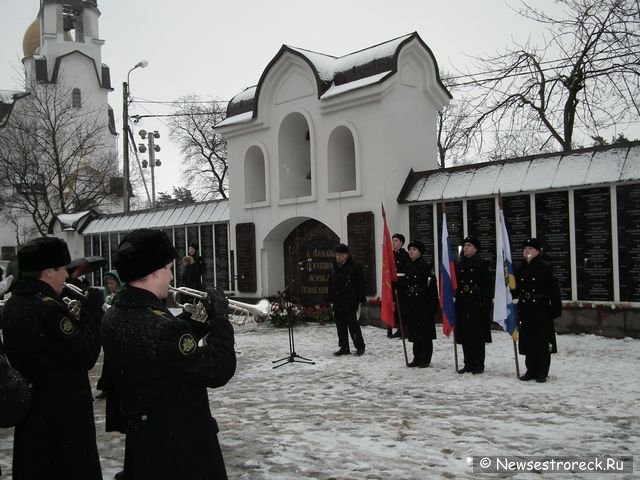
[440,212,457,337]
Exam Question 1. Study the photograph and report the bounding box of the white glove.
[0,275,14,296]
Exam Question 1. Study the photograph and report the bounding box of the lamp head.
[135,60,149,69]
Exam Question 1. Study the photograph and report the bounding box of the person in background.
[515,238,562,383]
[388,233,410,338]
[188,243,205,284]
[327,243,367,356]
[454,236,492,374]
[182,255,203,291]
[397,240,439,368]
[96,270,125,399]
[1,237,103,479]
[102,229,236,479]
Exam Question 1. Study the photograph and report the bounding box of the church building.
[0,0,119,262]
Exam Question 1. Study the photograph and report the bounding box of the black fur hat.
[462,235,481,251]
[114,229,178,282]
[407,240,425,254]
[522,237,542,252]
[18,237,71,273]
[334,243,350,254]
[392,233,405,244]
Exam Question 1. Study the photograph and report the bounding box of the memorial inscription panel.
[347,212,376,296]
[283,219,339,305]
[574,188,612,301]
[502,195,531,264]
[466,198,496,274]
[535,191,572,300]
[235,222,257,292]
[617,184,640,302]
[409,204,435,265]
[437,202,464,263]
[213,224,230,291]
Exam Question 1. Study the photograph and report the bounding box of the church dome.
[22,17,74,58]
[23,19,40,57]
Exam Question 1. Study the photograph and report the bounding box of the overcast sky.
[0,0,585,196]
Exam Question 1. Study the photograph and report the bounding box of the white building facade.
[217,33,451,302]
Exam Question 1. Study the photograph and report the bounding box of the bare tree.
[460,0,640,157]
[0,80,118,236]
[168,96,228,200]
[436,73,485,167]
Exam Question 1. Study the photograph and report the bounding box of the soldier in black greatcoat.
[515,238,562,383]
[454,236,493,374]
[397,240,439,367]
[1,237,103,480]
[101,229,236,480]
[327,243,367,356]
[388,233,410,338]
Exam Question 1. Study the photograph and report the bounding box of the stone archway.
[283,219,338,305]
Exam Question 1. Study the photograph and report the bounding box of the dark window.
[72,88,82,108]
[1,246,17,261]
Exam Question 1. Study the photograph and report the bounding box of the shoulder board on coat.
[148,307,171,319]
[39,296,76,335]
[39,295,60,306]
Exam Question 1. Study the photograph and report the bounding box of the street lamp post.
[122,59,148,212]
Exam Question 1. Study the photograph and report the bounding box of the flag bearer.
[454,236,493,374]
[515,238,562,383]
[397,240,439,367]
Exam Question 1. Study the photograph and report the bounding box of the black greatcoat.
[515,256,562,355]
[394,248,410,274]
[1,278,103,480]
[101,286,236,480]
[397,257,439,342]
[327,257,366,313]
[454,253,493,345]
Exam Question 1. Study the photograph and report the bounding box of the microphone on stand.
[299,258,313,272]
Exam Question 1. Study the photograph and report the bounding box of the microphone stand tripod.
[272,258,315,369]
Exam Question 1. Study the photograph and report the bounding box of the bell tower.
[22,0,110,91]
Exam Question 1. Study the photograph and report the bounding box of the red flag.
[381,204,397,328]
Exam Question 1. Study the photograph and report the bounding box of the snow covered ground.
[1,322,638,479]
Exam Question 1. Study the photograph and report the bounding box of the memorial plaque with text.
[437,202,464,263]
[574,188,612,301]
[467,198,496,275]
[283,219,339,305]
[617,184,640,302]
[173,228,186,287]
[235,223,257,292]
[535,191,571,300]
[213,224,230,291]
[502,195,531,264]
[347,212,376,296]
[409,204,435,265]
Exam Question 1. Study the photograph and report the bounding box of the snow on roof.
[290,33,411,83]
[54,210,96,232]
[216,111,253,128]
[321,71,391,100]
[0,90,24,103]
[223,32,441,123]
[82,200,229,235]
[401,143,640,203]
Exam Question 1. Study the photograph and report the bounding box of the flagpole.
[393,289,410,367]
[512,339,520,378]
[452,327,459,372]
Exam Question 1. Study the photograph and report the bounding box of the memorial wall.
[82,224,230,291]
[407,184,639,303]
